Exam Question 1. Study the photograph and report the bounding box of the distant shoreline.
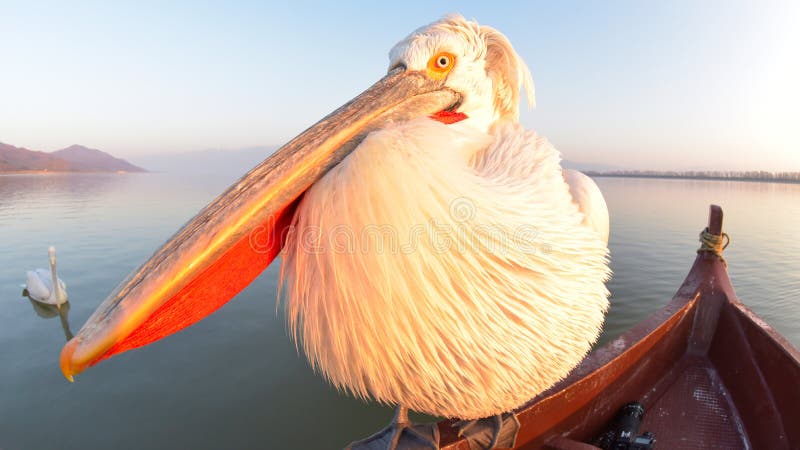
[585,172,800,185]
[3,170,798,185]
[0,170,145,175]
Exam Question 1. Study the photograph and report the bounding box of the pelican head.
[48,246,56,267]
[60,16,609,424]
[388,16,535,131]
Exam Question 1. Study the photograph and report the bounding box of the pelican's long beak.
[60,66,460,381]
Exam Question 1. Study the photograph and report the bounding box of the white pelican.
[25,246,68,308]
[60,15,610,449]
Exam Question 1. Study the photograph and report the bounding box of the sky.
[1,1,798,171]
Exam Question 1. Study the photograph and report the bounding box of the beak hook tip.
[60,337,81,382]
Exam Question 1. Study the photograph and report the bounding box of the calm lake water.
[1,173,798,449]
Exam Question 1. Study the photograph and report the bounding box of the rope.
[698,227,730,266]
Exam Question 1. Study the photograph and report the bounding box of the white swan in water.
[25,246,68,308]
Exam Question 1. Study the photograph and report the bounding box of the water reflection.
[21,289,74,341]
[0,173,130,220]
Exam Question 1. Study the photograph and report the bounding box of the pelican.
[60,16,610,449]
[25,246,68,308]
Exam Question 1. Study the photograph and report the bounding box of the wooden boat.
[437,205,800,449]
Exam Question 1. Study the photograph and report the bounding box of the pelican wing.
[563,169,610,244]
[25,269,67,304]
[25,269,52,302]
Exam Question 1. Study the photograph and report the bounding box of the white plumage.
[26,246,68,307]
[278,15,610,420]
[563,169,610,244]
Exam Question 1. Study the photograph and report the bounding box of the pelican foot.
[347,406,440,450]
[455,413,520,450]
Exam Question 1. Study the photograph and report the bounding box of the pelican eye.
[427,52,456,79]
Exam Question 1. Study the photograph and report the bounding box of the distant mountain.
[0,142,146,173]
[52,144,146,172]
[0,142,75,172]
[131,146,276,175]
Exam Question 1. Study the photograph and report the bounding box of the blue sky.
[1,1,798,170]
